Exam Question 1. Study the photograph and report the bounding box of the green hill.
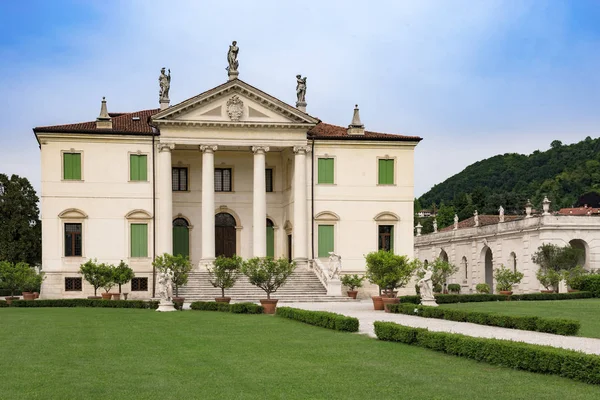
[417,136,600,223]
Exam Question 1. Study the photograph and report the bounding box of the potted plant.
[0,261,32,304]
[153,253,192,309]
[79,259,107,299]
[475,283,490,294]
[112,260,134,300]
[340,274,364,299]
[208,255,242,303]
[97,263,116,299]
[532,243,582,293]
[365,250,420,311]
[22,270,45,300]
[494,264,524,295]
[241,257,296,314]
[447,283,461,294]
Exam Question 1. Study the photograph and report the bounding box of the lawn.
[441,299,600,338]
[1,309,599,399]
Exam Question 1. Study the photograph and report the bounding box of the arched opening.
[509,252,517,272]
[173,218,190,258]
[266,218,275,258]
[484,247,494,291]
[215,212,236,257]
[439,249,449,263]
[569,239,588,269]
[461,256,468,280]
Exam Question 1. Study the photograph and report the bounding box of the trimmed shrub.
[190,301,234,312]
[386,304,580,336]
[447,284,461,294]
[7,299,158,309]
[189,301,264,314]
[0,300,9,307]
[572,275,600,296]
[276,307,359,332]
[230,302,263,314]
[374,321,600,385]
[398,291,593,305]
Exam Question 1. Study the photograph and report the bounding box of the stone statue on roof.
[227,41,239,73]
[474,210,479,227]
[296,75,307,104]
[499,206,505,223]
[453,214,458,230]
[159,68,171,101]
[433,219,438,233]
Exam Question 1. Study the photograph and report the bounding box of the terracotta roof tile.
[439,215,521,232]
[308,122,422,142]
[558,207,600,216]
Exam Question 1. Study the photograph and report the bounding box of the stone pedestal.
[228,70,239,81]
[559,279,568,294]
[159,99,170,111]
[296,101,307,113]
[156,300,176,312]
[326,279,343,296]
[420,299,439,307]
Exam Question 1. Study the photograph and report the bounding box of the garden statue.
[156,268,176,312]
[418,266,438,307]
[328,252,341,279]
[159,67,171,101]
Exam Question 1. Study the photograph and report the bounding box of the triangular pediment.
[152,79,319,127]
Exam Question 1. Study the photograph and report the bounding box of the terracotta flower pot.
[215,297,231,304]
[22,292,33,296]
[87,296,102,299]
[5,296,18,305]
[33,292,39,299]
[499,291,513,296]
[540,290,554,294]
[567,289,579,293]
[123,293,129,300]
[172,297,185,310]
[101,292,112,300]
[347,291,358,299]
[382,297,400,313]
[112,293,121,300]
[371,295,384,310]
[22,293,36,301]
[260,299,278,314]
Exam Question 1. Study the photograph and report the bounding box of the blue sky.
[1,0,599,197]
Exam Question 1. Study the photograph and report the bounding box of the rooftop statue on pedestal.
[499,206,505,223]
[453,214,458,230]
[296,75,307,103]
[474,210,479,227]
[159,67,171,101]
[226,41,239,79]
[433,219,438,233]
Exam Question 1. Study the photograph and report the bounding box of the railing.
[312,258,329,288]
[311,255,343,296]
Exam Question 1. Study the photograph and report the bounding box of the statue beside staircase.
[325,252,343,296]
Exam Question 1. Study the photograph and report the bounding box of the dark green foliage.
[189,301,264,314]
[572,275,600,295]
[0,174,41,266]
[418,136,600,215]
[241,257,296,299]
[0,300,8,307]
[374,321,600,385]
[447,284,461,294]
[276,307,359,332]
[387,304,580,335]
[398,291,594,304]
[6,299,158,309]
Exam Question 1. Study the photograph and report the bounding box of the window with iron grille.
[64,223,82,257]
[65,277,82,291]
[266,168,273,192]
[131,277,148,291]
[172,167,188,191]
[214,168,232,192]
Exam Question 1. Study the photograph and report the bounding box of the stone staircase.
[178,270,354,302]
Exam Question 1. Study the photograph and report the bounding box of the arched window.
[509,252,517,272]
[461,256,468,280]
[215,212,237,257]
[266,219,275,258]
[173,218,190,258]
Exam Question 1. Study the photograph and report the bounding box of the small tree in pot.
[0,261,33,303]
[22,269,45,300]
[98,263,117,299]
[208,255,242,303]
[153,253,192,309]
[112,260,135,300]
[241,257,296,314]
[79,259,108,299]
[494,264,524,295]
[340,274,364,299]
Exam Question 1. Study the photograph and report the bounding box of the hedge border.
[276,307,359,332]
[374,321,600,385]
[387,303,580,335]
[189,301,264,314]
[399,291,594,305]
[2,299,159,309]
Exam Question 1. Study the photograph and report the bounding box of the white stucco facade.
[34,78,421,299]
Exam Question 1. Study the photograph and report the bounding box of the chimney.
[347,104,365,135]
[96,97,112,129]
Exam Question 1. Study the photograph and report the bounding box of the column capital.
[199,145,218,153]
[251,146,270,154]
[293,145,311,155]
[157,143,175,152]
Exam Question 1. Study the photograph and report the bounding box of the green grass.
[1,309,599,399]
[441,299,600,338]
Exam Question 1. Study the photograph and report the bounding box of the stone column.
[200,145,218,262]
[293,146,311,267]
[252,146,269,258]
[158,143,175,255]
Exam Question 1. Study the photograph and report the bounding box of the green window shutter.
[138,155,147,181]
[131,224,148,257]
[378,159,386,184]
[318,158,334,184]
[173,226,189,258]
[387,159,394,184]
[64,153,81,180]
[318,225,334,257]
[130,155,139,181]
[379,159,394,184]
[266,225,275,257]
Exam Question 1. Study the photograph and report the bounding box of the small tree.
[340,274,365,291]
[208,255,242,297]
[494,264,524,292]
[99,263,116,293]
[563,265,588,290]
[241,257,296,299]
[416,258,459,292]
[23,270,45,293]
[79,259,108,297]
[0,261,33,297]
[153,253,192,297]
[532,244,583,292]
[476,283,490,294]
[112,260,135,293]
[365,250,421,295]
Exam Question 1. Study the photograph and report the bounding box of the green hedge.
[398,291,594,304]
[5,299,159,309]
[276,307,359,332]
[573,275,600,296]
[374,321,600,385]
[387,303,580,335]
[0,300,9,308]
[189,301,264,314]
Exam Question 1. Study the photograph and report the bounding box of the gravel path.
[291,300,600,355]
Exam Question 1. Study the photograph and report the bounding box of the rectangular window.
[131,277,148,291]
[63,153,81,180]
[378,225,394,252]
[318,158,334,184]
[378,159,395,185]
[172,167,188,191]
[130,154,148,181]
[64,223,82,257]
[215,168,232,192]
[65,277,82,291]
[266,168,273,192]
[130,223,148,257]
[318,225,334,258]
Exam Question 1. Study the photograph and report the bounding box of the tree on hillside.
[0,174,41,266]
[436,203,455,229]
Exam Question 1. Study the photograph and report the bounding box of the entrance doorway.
[484,247,493,292]
[215,212,236,257]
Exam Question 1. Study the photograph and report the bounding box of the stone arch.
[439,249,449,263]
[508,252,517,272]
[315,211,340,221]
[569,239,589,269]
[480,246,494,292]
[373,211,400,222]
[215,206,242,229]
[461,256,468,280]
[58,208,88,219]
[125,209,152,220]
